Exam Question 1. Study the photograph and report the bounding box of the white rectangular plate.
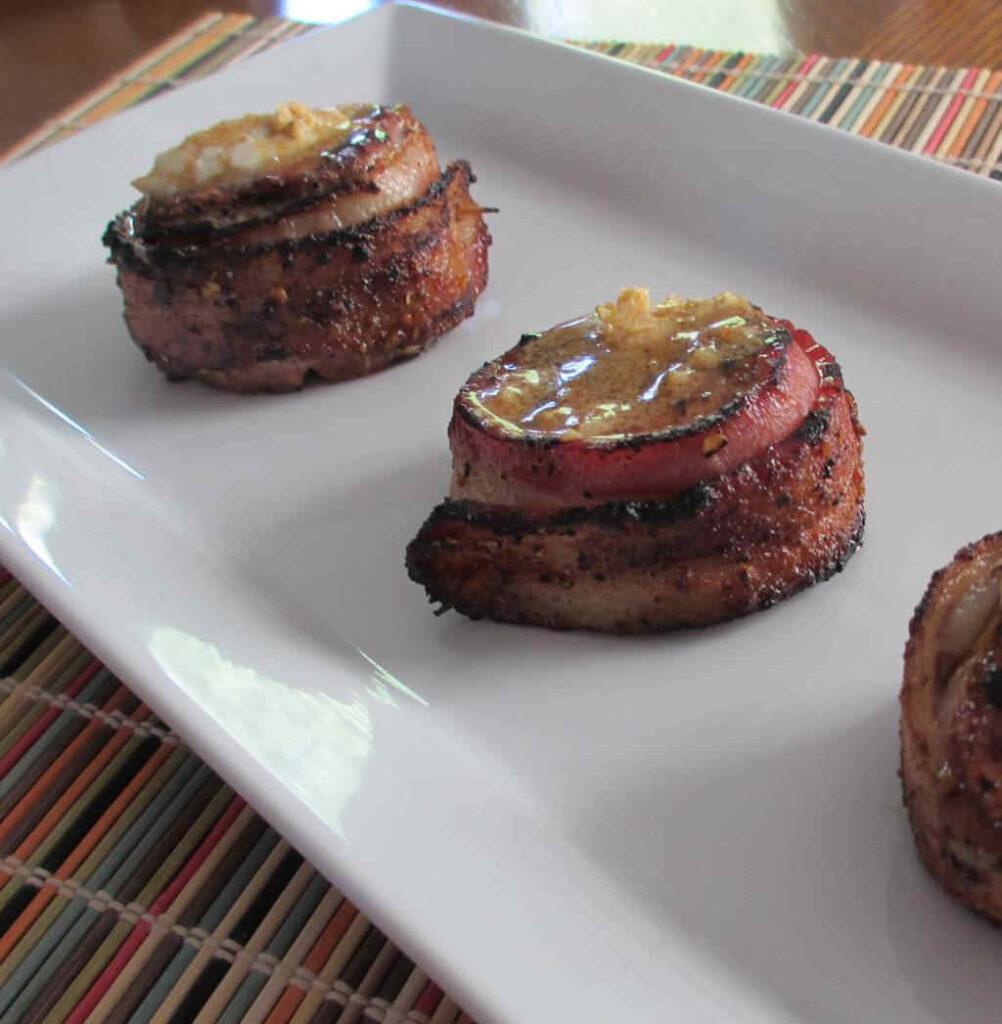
[4,7,1002,1021]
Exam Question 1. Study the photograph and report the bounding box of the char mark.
[105,162,470,274]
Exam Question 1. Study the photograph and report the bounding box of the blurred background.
[4,0,1002,153]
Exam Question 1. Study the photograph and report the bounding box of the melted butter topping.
[469,289,781,441]
[132,102,383,199]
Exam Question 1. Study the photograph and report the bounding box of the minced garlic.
[468,288,778,441]
[595,288,766,368]
[132,102,380,198]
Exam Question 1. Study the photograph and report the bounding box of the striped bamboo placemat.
[7,11,1002,176]
[0,568,461,1024]
[1,12,1001,1024]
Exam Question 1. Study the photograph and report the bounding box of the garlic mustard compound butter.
[468,288,785,442]
[132,102,384,199]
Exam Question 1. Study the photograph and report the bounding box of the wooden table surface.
[4,0,1002,155]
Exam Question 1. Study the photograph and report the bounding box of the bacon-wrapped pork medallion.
[103,102,491,392]
[901,532,1002,922]
[406,288,865,632]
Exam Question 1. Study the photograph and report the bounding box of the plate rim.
[3,7,1000,1023]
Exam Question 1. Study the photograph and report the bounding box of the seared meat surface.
[407,291,865,632]
[408,378,863,631]
[103,103,491,392]
[900,532,1002,922]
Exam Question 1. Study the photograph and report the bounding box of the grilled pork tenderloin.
[407,288,865,632]
[901,532,1002,922]
[103,103,491,392]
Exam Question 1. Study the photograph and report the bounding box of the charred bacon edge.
[135,179,382,243]
[409,391,860,565]
[413,391,845,542]
[190,292,485,392]
[118,168,491,390]
[104,162,474,273]
[135,104,410,225]
[405,504,865,632]
[137,124,432,242]
[418,483,716,537]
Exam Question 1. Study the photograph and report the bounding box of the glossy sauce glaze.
[465,289,785,442]
[132,102,386,199]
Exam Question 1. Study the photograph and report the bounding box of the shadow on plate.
[885,830,1002,1023]
[566,697,999,1024]
[221,438,864,718]
[222,448,456,661]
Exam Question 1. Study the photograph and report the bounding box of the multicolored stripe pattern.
[573,42,1002,178]
[7,14,1002,178]
[0,568,467,1024]
[1,13,999,1022]
[2,14,316,164]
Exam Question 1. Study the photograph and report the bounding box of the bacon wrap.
[900,531,1002,922]
[406,313,866,632]
[103,105,491,393]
